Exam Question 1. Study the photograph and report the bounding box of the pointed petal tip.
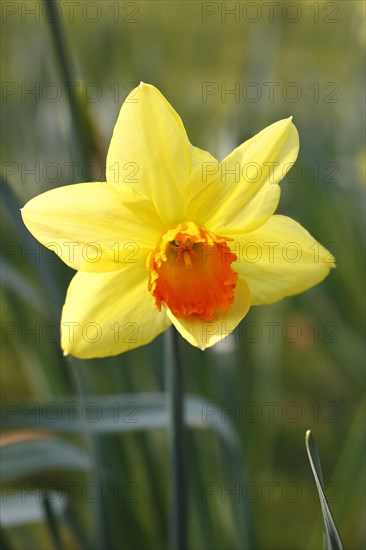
[63,350,69,357]
[166,280,251,350]
[289,115,293,121]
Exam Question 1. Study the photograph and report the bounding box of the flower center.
[148,222,238,321]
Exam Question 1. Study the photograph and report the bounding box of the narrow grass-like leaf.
[43,0,101,168]
[0,527,13,550]
[305,430,343,550]
[2,394,239,446]
[0,492,66,527]
[62,504,90,550]
[1,175,63,316]
[42,496,63,550]
[1,263,47,317]
[66,362,112,550]
[187,431,217,549]
[1,437,91,481]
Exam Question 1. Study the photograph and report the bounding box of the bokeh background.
[1,1,364,549]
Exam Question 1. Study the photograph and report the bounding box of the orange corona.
[148,222,238,321]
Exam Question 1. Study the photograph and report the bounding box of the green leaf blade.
[305,430,343,550]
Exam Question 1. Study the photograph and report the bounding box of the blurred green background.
[1,1,364,549]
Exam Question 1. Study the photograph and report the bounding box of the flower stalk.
[165,328,188,550]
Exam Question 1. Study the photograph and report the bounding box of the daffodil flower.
[21,83,335,358]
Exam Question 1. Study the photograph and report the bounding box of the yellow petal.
[188,118,298,234]
[61,264,171,358]
[106,82,192,226]
[21,182,163,272]
[166,278,251,350]
[185,144,218,205]
[233,215,335,304]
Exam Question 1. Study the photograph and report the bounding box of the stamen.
[183,251,193,269]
